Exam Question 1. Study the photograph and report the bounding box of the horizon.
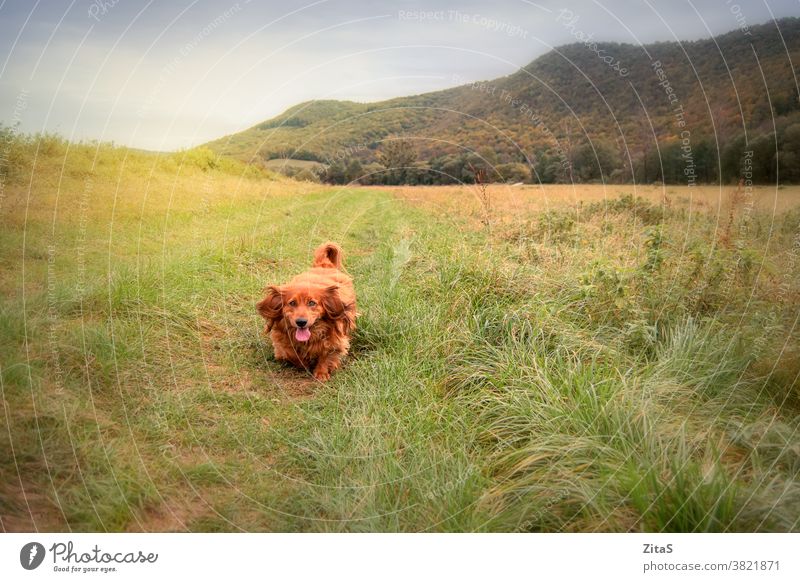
[1,0,799,151]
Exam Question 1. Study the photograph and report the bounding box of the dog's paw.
[313,368,331,381]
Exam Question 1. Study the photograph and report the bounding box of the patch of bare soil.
[0,476,68,532]
[269,370,318,400]
[198,317,322,402]
[126,489,228,532]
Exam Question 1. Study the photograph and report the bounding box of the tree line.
[305,118,800,186]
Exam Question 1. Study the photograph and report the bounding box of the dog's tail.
[312,242,344,270]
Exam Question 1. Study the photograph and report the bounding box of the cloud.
[1,0,797,150]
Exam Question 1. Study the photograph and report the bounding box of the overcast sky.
[1,0,798,151]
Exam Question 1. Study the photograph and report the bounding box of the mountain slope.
[207,18,800,183]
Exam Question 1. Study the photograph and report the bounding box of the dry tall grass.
[385,183,800,228]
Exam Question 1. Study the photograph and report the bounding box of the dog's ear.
[256,286,284,330]
[322,285,355,333]
[321,285,344,319]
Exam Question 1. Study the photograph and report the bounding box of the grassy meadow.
[1,135,799,532]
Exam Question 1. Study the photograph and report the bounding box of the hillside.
[207,18,800,184]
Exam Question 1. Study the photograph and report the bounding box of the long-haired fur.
[256,242,357,381]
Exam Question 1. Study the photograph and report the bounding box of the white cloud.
[1,0,798,150]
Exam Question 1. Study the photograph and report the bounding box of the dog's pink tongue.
[295,328,311,342]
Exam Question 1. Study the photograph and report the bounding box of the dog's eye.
[288,300,297,307]
[308,300,317,307]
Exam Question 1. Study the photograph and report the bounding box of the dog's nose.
[295,318,308,328]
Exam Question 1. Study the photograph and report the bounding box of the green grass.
[1,135,799,532]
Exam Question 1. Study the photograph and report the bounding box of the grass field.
[1,136,799,532]
[388,183,800,219]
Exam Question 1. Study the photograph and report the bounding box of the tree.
[356,162,383,185]
[750,133,778,184]
[496,162,531,183]
[431,155,465,184]
[693,138,718,184]
[720,133,746,183]
[323,161,346,184]
[571,140,620,182]
[345,159,363,184]
[378,138,417,184]
[532,149,564,184]
[778,123,800,183]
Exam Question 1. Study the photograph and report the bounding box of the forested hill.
[207,18,800,184]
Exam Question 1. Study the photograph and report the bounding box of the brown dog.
[256,242,357,381]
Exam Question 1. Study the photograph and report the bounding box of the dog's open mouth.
[295,327,311,342]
